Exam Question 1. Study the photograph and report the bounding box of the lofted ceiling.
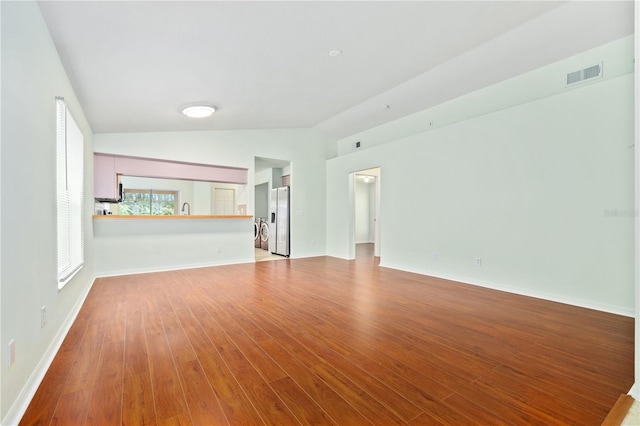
[37,1,634,139]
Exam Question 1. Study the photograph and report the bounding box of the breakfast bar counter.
[93,215,253,220]
[92,214,255,276]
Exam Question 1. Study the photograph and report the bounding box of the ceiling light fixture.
[181,105,216,118]
[329,49,342,57]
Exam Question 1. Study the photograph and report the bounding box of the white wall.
[255,182,269,218]
[93,217,253,276]
[1,2,95,423]
[193,181,211,214]
[327,39,635,315]
[255,166,273,187]
[93,128,329,263]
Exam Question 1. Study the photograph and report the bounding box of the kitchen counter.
[92,214,253,220]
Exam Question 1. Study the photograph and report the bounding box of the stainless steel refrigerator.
[269,186,290,257]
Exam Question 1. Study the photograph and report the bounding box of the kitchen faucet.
[181,202,191,215]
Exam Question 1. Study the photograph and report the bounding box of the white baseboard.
[378,261,635,317]
[2,277,96,426]
[290,252,327,260]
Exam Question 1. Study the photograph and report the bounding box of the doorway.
[254,156,291,262]
[212,188,235,215]
[351,167,380,259]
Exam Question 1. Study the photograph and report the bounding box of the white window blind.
[56,97,84,288]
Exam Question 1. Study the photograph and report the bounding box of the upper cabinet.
[94,153,119,202]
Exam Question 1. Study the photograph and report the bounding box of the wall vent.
[566,63,602,86]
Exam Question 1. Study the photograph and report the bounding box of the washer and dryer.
[259,217,270,250]
[254,218,261,248]
[254,217,271,251]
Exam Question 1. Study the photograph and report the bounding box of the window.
[119,189,178,215]
[56,97,84,288]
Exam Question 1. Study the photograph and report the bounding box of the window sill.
[58,262,84,290]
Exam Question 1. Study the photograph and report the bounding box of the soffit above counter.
[95,153,248,184]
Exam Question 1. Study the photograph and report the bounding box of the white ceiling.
[37,1,633,139]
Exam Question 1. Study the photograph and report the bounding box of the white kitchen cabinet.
[94,153,120,202]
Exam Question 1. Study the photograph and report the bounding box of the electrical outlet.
[8,339,15,367]
[432,252,438,261]
[216,245,222,253]
[475,257,482,266]
[310,239,315,246]
[41,306,46,328]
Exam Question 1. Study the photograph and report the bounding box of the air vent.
[566,63,602,86]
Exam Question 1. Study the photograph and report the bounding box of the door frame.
[349,167,381,258]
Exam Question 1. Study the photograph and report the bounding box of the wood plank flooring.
[20,244,634,425]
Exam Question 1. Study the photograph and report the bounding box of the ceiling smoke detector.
[181,105,216,118]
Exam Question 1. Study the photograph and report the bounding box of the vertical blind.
[56,97,84,288]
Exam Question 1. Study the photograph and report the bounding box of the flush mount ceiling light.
[329,49,342,57]
[181,105,216,118]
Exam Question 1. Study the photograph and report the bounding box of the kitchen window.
[119,189,179,215]
[56,97,84,289]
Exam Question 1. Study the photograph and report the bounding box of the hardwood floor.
[20,244,634,425]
